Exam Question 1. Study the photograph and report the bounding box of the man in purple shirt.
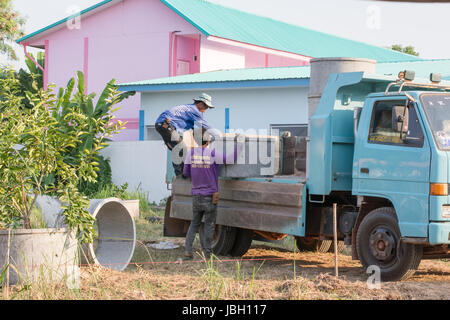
[182,128,241,260]
[155,93,214,176]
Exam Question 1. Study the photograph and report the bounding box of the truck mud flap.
[163,196,189,237]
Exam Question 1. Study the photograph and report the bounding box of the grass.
[30,206,47,229]
[1,197,449,300]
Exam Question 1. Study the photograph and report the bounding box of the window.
[270,124,308,137]
[368,100,424,148]
[145,125,163,141]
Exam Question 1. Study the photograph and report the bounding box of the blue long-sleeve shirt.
[156,104,211,133]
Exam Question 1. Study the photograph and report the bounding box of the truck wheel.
[200,224,237,256]
[328,241,346,254]
[230,228,254,257]
[356,207,423,282]
[295,237,332,253]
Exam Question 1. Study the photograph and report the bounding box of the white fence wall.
[100,141,170,203]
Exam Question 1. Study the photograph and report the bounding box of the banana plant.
[12,52,44,109]
[51,71,135,194]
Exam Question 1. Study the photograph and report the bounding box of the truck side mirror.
[392,106,409,133]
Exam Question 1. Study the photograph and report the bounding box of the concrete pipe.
[306,57,377,179]
[82,198,136,271]
[309,57,377,97]
[308,57,376,119]
[36,196,136,271]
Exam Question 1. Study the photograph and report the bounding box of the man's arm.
[189,109,212,130]
[215,134,245,165]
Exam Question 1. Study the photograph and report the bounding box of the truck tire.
[230,228,254,257]
[356,207,423,282]
[200,224,237,256]
[328,241,346,254]
[295,237,332,253]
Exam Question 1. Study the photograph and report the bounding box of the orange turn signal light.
[430,183,448,196]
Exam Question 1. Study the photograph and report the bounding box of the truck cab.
[351,89,450,280]
[307,70,450,280]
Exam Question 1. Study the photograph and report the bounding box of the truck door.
[354,97,430,237]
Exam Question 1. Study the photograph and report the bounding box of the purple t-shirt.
[183,147,236,196]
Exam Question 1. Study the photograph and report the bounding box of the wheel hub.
[369,227,396,262]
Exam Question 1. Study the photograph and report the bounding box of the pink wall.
[25,0,309,141]
[28,0,199,141]
[175,35,200,75]
[200,35,309,73]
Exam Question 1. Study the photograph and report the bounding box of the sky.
[2,0,450,69]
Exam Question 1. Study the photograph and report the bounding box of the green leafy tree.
[0,69,133,243]
[0,0,25,60]
[391,44,419,57]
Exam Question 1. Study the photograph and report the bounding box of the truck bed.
[170,174,306,236]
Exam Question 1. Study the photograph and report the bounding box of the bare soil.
[120,235,450,300]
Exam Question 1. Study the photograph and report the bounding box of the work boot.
[183,252,193,261]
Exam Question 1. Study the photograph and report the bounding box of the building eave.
[118,78,310,92]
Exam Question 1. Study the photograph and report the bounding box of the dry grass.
[1,207,450,300]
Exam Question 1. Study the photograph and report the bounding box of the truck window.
[368,100,424,148]
[420,93,450,150]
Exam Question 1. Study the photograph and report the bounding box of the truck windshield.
[421,93,450,150]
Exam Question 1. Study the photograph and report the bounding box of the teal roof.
[118,66,311,91]
[118,59,450,91]
[17,0,420,63]
[376,59,450,79]
[161,0,421,62]
[121,66,311,87]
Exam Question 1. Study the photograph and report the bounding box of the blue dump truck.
[164,58,450,281]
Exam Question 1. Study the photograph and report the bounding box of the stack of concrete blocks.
[212,133,281,178]
[281,134,307,175]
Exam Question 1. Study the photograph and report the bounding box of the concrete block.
[213,134,281,178]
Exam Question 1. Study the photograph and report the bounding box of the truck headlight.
[442,205,450,218]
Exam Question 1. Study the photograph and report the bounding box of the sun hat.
[193,93,215,109]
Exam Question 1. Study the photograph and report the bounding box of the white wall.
[100,141,171,203]
[142,86,309,132]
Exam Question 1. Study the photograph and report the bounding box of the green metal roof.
[161,0,421,62]
[120,65,311,87]
[376,59,450,79]
[17,0,420,63]
[118,59,450,90]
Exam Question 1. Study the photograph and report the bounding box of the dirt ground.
[5,215,448,300]
[118,236,450,300]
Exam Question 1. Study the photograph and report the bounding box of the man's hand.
[166,117,172,124]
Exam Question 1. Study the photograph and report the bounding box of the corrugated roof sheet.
[376,59,450,79]
[18,0,420,63]
[161,0,421,62]
[120,66,311,87]
[119,59,450,89]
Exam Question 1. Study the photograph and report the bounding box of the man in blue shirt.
[155,93,214,176]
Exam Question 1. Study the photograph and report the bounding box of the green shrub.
[0,69,134,243]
